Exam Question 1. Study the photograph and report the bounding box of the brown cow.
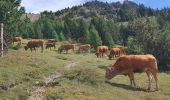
[78,44,91,53]
[46,43,56,50]
[106,54,159,91]
[108,48,121,60]
[46,39,56,50]
[58,44,74,54]
[95,46,109,58]
[13,36,22,44]
[24,40,44,53]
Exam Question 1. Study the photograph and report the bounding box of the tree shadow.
[105,81,157,92]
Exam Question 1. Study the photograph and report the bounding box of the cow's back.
[115,55,157,73]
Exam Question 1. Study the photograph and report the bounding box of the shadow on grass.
[105,81,157,92]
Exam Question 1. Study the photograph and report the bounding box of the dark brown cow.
[46,39,56,50]
[24,40,44,53]
[46,43,56,50]
[58,44,74,54]
[13,36,22,44]
[106,54,159,91]
[95,46,109,58]
[78,44,91,53]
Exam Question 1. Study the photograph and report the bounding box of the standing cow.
[106,54,159,91]
[46,39,56,50]
[58,44,74,54]
[95,46,109,58]
[108,48,121,60]
[24,40,44,53]
[13,36,22,44]
[78,44,91,53]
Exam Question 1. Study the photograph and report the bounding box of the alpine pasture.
[1,0,170,100]
[0,40,169,100]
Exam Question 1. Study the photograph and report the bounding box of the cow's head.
[105,66,118,80]
[24,46,28,51]
[108,54,112,60]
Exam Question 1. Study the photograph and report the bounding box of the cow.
[13,36,22,44]
[46,43,56,50]
[46,39,56,50]
[78,44,91,53]
[24,40,44,53]
[58,44,74,54]
[95,46,109,58]
[105,54,159,91]
[108,48,121,60]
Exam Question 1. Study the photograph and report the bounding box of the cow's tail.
[154,59,158,72]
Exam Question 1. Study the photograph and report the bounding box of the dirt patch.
[28,62,78,100]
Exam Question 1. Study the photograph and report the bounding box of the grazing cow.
[106,54,159,91]
[78,44,91,53]
[46,39,56,50]
[108,48,121,60]
[95,46,109,58]
[24,40,44,53]
[58,44,74,54]
[46,43,56,50]
[13,36,22,44]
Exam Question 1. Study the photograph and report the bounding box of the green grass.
[0,40,170,100]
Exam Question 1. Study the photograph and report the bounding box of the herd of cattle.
[13,36,159,91]
[13,36,125,59]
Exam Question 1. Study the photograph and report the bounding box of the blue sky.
[21,0,170,13]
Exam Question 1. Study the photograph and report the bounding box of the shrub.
[12,43,21,50]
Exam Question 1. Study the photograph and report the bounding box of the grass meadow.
[0,40,169,100]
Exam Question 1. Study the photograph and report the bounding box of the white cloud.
[21,0,134,13]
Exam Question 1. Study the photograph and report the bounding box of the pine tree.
[52,31,59,41]
[89,24,102,49]
[84,29,90,43]
[104,33,114,47]
[59,32,66,41]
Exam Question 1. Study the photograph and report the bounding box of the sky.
[21,0,170,13]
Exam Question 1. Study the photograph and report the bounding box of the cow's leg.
[41,46,44,53]
[151,70,159,91]
[34,47,36,52]
[146,71,153,91]
[131,73,136,87]
[127,74,133,86]
[30,48,32,52]
[128,73,136,87]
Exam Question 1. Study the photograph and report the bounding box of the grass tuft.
[63,65,105,85]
